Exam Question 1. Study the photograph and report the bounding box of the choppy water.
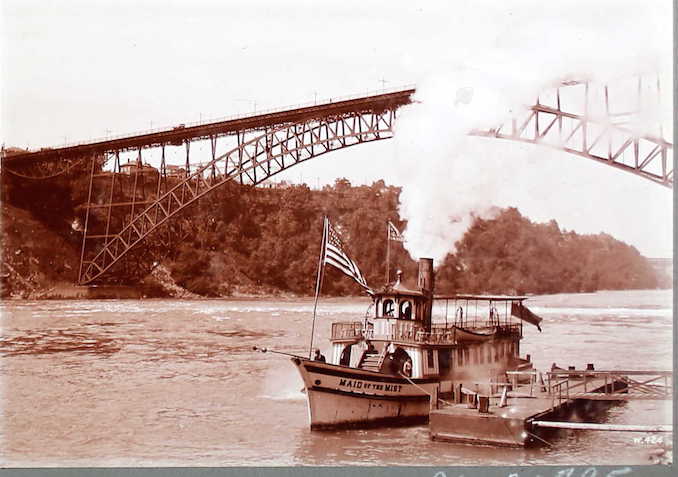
[0,289,672,466]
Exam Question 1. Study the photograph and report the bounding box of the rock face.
[0,202,267,300]
[1,204,80,299]
[145,265,200,299]
[0,203,200,300]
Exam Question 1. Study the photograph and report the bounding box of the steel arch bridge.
[0,80,672,285]
[469,80,673,188]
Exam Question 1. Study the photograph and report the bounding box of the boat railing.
[331,321,364,340]
[431,322,521,335]
[331,321,521,344]
[432,322,489,332]
[389,321,420,341]
[392,322,456,345]
[495,323,522,336]
[415,329,456,344]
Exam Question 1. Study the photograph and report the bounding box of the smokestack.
[417,258,434,292]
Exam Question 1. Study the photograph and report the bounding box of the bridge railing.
[26,84,417,152]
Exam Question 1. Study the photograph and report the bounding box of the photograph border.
[0,1,675,475]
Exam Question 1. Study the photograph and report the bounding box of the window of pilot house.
[458,348,464,366]
[427,349,435,368]
[340,345,352,366]
[439,350,451,373]
[478,346,484,364]
[399,300,413,320]
[382,299,395,317]
[464,348,470,365]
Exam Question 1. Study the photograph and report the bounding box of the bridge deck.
[2,88,415,164]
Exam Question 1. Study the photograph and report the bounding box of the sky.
[1,0,673,259]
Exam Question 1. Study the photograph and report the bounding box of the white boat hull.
[291,357,437,429]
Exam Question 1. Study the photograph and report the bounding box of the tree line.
[152,179,663,296]
[1,166,663,296]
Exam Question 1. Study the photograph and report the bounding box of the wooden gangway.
[544,370,673,406]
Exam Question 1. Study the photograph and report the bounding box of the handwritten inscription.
[632,435,663,444]
[338,378,403,393]
[432,467,632,477]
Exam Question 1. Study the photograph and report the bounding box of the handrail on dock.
[546,370,672,376]
[497,369,673,410]
[544,369,672,408]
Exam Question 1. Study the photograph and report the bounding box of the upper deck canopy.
[434,294,529,302]
[373,281,424,297]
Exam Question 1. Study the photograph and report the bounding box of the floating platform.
[429,369,672,447]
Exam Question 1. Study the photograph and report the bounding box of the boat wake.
[259,390,306,401]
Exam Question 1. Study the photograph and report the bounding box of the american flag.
[322,218,372,294]
[388,221,405,242]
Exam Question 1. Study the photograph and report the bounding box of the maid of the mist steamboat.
[289,218,544,430]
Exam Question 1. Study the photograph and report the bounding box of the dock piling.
[430,386,439,412]
[498,385,508,408]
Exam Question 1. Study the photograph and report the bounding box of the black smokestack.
[417,257,434,292]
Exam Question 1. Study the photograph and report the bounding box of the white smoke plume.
[390,1,672,263]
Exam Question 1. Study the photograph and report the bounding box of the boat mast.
[386,220,391,285]
[308,217,328,359]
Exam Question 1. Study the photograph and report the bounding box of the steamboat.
[291,255,544,430]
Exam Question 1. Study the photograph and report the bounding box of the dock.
[429,369,673,447]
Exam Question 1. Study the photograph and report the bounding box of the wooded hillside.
[1,168,665,297]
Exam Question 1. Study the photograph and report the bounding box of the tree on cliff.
[434,207,659,295]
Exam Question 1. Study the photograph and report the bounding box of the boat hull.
[291,357,437,430]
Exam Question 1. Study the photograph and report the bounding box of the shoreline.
[1,285,671,302]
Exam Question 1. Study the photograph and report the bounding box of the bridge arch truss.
[78,108,395,284]
[470,103,673,188]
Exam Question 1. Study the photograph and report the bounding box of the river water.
[0,289,672,466]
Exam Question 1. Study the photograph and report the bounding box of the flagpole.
[386,221,390,285]
[309,217,328,359]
